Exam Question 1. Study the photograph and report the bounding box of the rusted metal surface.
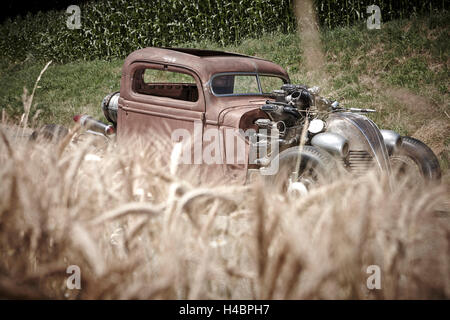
[118,47,289,132]
[114,47,290,183]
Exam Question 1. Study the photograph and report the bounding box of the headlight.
[308,119,325,134]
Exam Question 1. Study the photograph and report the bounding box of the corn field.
[0,0,446,62]
[316,0,447,28]
[0,0,296,62]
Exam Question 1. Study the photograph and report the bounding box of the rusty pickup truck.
[70,47,440,190]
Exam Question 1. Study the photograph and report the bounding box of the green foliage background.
[0,0,295,62]
[316,0,446,28]
[0,0,446,62]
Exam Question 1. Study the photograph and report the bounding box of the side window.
[260,76,285,93]
[211,75,234,94]
[211,74,259,95]
[133,68,199,102]
[233,75,259,94]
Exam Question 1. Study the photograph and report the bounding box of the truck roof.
[122,47,290,83]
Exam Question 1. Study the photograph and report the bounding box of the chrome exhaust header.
[311,132,349,158]
[380,130,402,155]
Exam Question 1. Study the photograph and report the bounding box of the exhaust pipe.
[73,114,115,135]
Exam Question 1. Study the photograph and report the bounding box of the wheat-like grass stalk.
[20,61,52,136]
[0,126,448,299]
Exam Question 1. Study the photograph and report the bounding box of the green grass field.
[0,12,449,176]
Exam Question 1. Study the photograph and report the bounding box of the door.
[118,62,205,165]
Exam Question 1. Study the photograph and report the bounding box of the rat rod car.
[70,47,440,189]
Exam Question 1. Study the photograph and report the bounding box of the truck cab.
[113,47,289,182]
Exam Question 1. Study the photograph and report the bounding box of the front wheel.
[264,145,338,195]
[390,136,441,182]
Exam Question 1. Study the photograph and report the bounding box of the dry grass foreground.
[0,124,449,300]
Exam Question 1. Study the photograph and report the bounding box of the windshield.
[211,73,285,96]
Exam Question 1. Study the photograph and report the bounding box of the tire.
[264,145,337,192]
[30,124,69,142]
[391,136,441,182]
